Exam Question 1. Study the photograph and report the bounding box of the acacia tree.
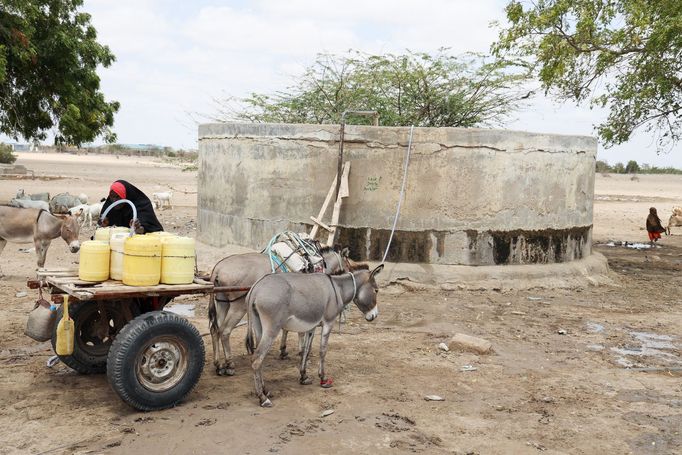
[216,50,531,128]
[0,0,119,145]
[494,0,682,150]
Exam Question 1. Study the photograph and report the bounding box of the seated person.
[100,180,164,234]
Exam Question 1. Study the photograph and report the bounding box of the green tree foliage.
[625,159,640,173]
[219,50,531,127]
[494,1,682,150]
[0,0,119,145]
[595,159,611,173]
[612,162,625,174]
[0,142,16,163]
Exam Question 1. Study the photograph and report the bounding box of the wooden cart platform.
[28,268,248,302]
[44,276,215,301]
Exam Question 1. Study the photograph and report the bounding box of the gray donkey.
[246,263,383,407]
[208,246,350,376]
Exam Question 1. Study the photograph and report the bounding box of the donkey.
[208,246,350,376]
[0,206,80,275]
[246,263,383,407]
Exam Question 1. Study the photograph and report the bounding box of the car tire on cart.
[106,311,205,411]
[51,300,138,374]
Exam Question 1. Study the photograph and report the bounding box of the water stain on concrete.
[337,225,591,265]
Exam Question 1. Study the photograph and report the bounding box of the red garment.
[648,231,661,241]
[110,181,126,199]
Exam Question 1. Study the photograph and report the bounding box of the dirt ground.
[0,155,680,455]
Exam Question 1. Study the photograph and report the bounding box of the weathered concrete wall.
[198,122,596,265]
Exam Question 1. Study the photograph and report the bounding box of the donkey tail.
[245,289,262,355]
[208,292,218,332]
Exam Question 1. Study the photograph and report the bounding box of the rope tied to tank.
[381,125,414,264]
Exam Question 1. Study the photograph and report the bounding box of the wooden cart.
[27,269,248,411]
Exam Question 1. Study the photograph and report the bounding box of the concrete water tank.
[198,122,596,266]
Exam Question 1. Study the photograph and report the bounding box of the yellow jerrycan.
[123,235,162,286]
[55,295,74,356]
[161,236,196,284]
[94,227,110,242]
[78,240,110,282]
[109,232,129,281]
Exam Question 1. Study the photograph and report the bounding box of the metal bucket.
[25,298,56,342]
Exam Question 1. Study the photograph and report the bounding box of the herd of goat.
[8,189,173,227]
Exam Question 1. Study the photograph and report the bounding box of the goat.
[152,191,173,209]
[67,199,105,228]
[10,198,49,211]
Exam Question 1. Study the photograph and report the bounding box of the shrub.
[0,143,17,164]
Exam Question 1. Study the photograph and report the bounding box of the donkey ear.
[370,263,384,279]
[341,247,350,258]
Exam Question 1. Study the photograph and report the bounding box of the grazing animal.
[667,214,682,235]
[246,263,383,407]
[83,199,105,227]
[10,198,49,211]
[665,207,682,235]
[68,203,89,221]
[152,191,172,209]
[16,189,50,202]
[208,246,350,376]
[68,199,105,228]
[0,206,80,274]
[49,193,83,214]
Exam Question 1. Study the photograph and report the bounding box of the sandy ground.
[0,156,681,455]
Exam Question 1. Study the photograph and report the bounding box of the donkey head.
[59,214,81,253]
[321,245,352,273]
[353,264,384,321]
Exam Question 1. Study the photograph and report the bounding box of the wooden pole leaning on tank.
[309,161,351,246]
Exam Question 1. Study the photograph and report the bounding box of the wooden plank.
[326,201,342,246]
[309,216,333,232]
[36,268,78,278]
[338,161,351,198]
[310,173,338,239]
[326,162,352,246]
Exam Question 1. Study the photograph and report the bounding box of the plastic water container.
[94,227,110,242]
[148,231,176,238]
[161,236,196,284]
[109,232,129,280]
[79,240,111,282]
[94,226,130,244]
[123,235,162,286]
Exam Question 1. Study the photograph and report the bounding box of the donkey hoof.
[217,367,235,376]
[320,377,334,388]
[300,376,313,385]
[260,398,273,408]
[279,351,290,360]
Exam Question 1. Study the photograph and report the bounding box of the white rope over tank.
[381,125,414,264]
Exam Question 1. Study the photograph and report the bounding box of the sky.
[20,0,682,166]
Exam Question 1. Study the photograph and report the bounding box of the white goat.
[68,204,89,227]
[84,200,105,227]
[10,198,49,211]
[68,200,105,228]
[152,191,173,209]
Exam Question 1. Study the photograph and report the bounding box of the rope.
[265,231,320,273]
[338,272,357,333]
[382,125,414,264]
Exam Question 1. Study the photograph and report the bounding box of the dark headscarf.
[100,180,163,233]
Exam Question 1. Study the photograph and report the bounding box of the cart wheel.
[51,300,138,374]
[106,311,205,411]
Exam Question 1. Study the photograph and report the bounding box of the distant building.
[6,142,33,152]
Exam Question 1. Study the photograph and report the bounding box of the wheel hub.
[136,338,188,392]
